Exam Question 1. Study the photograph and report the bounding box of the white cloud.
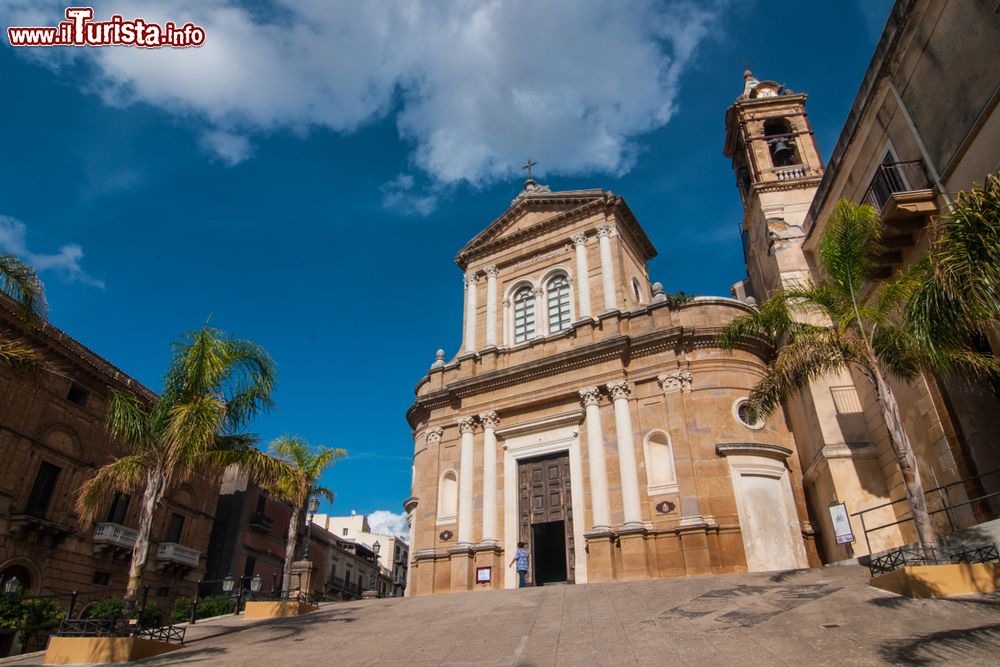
[380,174,439,217]
[199,129,252,166]
[367,510,410,540]
[5,1,724,190]
[0,215,105,288]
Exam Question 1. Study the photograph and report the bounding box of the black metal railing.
[862,160,930,211]
[851,467,1000,556]
[56,618,186,644]
[187,573,316,624]
[868,544,999,577]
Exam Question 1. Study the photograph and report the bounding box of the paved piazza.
[10,566,1000,666]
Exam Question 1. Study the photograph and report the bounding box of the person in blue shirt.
[508,541,529,587]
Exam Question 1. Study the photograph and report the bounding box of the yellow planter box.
[243,600,319,619]
[870,562,1000,598]
[43,636,182,664]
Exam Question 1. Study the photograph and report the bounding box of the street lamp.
[222,573,235,593]
[303,496,320,561]
[3,577,22,594]
[250,574,262,593]
[370,541,381,595]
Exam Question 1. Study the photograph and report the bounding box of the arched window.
[631,278,644,304]
[437,470,458,523]
[513,286,535,344]
[763,118,798,167]
[546,275,571,333]
[644,431,677,495]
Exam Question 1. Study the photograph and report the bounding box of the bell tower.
[723,70,824,300]
[723,71,882,564]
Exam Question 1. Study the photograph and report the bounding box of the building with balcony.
[725,0,1000,562]
[205,470,381,600]
[0,295,216,654]
[315,513,409,597]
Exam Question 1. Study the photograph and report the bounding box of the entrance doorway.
[532,521,567,584]
[518,452,574,585]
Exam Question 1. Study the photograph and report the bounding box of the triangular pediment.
[457,188,607,264]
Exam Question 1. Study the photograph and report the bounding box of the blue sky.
[1,1,893,537]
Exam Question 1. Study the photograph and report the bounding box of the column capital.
[570,232,587,246]
[606,380,631,401]
[596,222,619,239]
[658,371,693,394]
[478,411,500,429]
[579,386,602,407]
[457,416,477,434]
[534,287,544,297]
[484,265,500,278]
[464,272,478,287]
[425,427,444,445]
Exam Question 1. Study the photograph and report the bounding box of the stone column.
[464,272,478,353]
[457,416,477,546]
[579,387,611,530]
[571,233,592,319]
[607,380,642,528]
[597,222,618,312]
[479,411,500,544]
[533,287,546,337]
[484,266,499,347]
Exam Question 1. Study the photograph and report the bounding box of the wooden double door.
[518,452,575,584]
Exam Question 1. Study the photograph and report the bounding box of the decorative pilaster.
[479,411,500,545]
[571,232,592,319]
[457,416,477,546]
[579,387,611,531]
[607,380,643,529]
[425,427,444,446]
[502,299,511,346]
[464,272,478,354]
[533,287,546,338]
[484,266,499,347]
[596,222,618,312]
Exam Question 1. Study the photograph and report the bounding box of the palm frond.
[105,390,153,452]
[745,332,865,422]
[817,200,881,297]
[0,253,47,319]
[0,334,43,373]
[309,486,336,504]
[76,455,149,524]
[718,294,798,349]
[204,435,295,491]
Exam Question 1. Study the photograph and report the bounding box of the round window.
[733,398,764,430]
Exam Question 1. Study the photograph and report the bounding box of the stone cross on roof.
[522,159,538,180]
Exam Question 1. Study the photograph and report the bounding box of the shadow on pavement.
[879,623,1000,665]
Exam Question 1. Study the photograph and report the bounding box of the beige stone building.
[404,178,821,595]
[314,513,409,596]
[727,0,1000,564]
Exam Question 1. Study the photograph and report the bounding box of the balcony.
[154,542,201,571]
[861,160,938,275]
[249,512,273,533]
[92,522,138,558]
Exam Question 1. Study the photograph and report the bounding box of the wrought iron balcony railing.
[862,160,931,211]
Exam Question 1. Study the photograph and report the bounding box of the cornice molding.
[495,409,583,440]
[715,442,793,460]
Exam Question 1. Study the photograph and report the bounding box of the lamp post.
[222,573,242,616]
[370,541,381,596]
[3,576,22,595]
[303,496,319,561]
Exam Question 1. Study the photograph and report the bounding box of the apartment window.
[243,556,256,579]
[255,493,267,516]
[92,571,110,586]
[66,383,90,407]
[25,461,61,518]
[155,586,170,598]
[342,528,349,536]
[513,286,535,344]
[546,275,571,333]
[166,513,185,543]
[106,492,131,524]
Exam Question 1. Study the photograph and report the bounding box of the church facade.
[404,181,819,594]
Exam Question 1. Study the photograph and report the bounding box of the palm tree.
[269,435,345,595]
[908,172,1000,354]
[76,326,291,630]
[0,253,46,369]
[718,199,999,554]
